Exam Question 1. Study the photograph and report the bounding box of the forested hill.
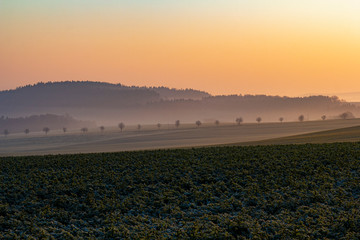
[0,81,358,124]
[148,86,210,100]
[0,81,210,109]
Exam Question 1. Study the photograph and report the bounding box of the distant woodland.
[0,81,358,125]
[0,114,95,134]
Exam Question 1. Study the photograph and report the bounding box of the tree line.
[2,112,355,137]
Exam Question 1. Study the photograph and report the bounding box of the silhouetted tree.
[215,120,220,126]
[118,122,125,131]
[175,120,180,128]
[279,117,284,123]
[256,117,262,123]
[63,127,67,133]
[43,127,50,135]
[236,117,243,125]
[24,129,30,135]
[339,112,348,120]
[137,124,141,130]
[100,126,105,132]
[81,127,88,133]
[157,123,161,129]
[196,120,201,127]
[298,115,305,122]
[339,112,355,120]
[321,115,326,121]
[3,129,9,137]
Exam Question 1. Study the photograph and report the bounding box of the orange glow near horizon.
[1,1,360,98]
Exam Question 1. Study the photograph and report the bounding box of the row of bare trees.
[104,114,324,133]
[3,126,67,137]
[1,112,354,137]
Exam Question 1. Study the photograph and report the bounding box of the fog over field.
[0,81,359,127]
[2,119,360,156]
[1,81,360,156]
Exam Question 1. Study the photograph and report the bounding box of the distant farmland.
[1,118,360,156]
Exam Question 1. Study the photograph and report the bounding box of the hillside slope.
[0,81,358,125]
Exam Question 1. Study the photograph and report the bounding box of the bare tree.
[24,129,30,135]
[298,115,305,122]
[81,127,88,133]
[100,126,105,132]
[175,120,180,128]
[215,120,220,126]
[236,117,243,125]
[256,117,262,123]
[157,123,161,129]
[63,127,67,133]
[118,122,125,131]
[43,127,50,135]
[137,124,141,130]
[279,117,284,123]
[339,112,354,120]
[321,115,326,121]
[339,112,348,120]
[3,129,9,137]
[196,120,201,127]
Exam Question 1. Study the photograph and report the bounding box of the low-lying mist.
[0,81,358,128]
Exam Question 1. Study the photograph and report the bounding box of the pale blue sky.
[2,1,360,26]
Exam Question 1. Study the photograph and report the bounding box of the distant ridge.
[2,81,210,102]
[302,92,360,103]
[0,81,359,125]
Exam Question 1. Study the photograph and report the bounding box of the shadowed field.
[232,125,360,146]
[1,119,360,156]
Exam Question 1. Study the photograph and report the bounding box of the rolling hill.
[0,81,359,125]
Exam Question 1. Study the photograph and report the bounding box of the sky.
[1,0,360,99]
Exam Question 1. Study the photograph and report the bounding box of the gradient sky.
[1,0,360,98]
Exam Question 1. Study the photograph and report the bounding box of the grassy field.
[1,143,359,239]
[233,125,360,146]
[1,119,360,156]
